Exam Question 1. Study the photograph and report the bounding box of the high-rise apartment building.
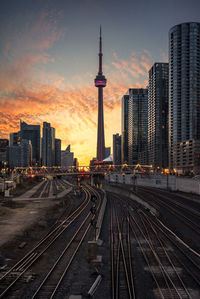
[121,95,129,164]
[148,63,169,170]
[20,121,40,165]
[42,122,55,167]
[169,22,200,174]
[128,88,148,165]
[113,134,121,165]
[55,139,61,166]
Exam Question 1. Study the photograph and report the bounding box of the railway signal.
[90,218,97,228]
[90,204,96,214]
[91,195,97,202]
[91,216,97,240]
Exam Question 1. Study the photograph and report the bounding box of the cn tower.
[94,26,107,161]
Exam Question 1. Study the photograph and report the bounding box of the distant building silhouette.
[73,157,79,169]
[42,122,55,167]
[113,134,121,165]
[20,120,40,166]
[61,145,74,167]
[55,139,61,166]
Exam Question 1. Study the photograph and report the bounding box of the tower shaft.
[97,87,105,160]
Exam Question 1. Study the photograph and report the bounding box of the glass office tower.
[121,95,129,164]
[148,63,169,170]
[169,23,200,174]
[128,88,148,165]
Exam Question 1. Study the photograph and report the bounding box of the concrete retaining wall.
[106,174,200,195]
[176,177,200,194]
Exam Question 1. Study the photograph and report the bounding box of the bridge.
[11,164,153,178]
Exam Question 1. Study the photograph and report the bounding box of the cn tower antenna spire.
[99,25,103,75]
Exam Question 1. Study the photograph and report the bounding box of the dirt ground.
[0,197,61,248]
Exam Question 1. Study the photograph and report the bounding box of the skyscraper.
[94,26,107,161]
[128,88,148,165]
[148,63,169,170]
[113,134,121,165]
[55,138,61,166]
[42,122,55,167]
[121,94,129,164]
[169,22,200,174]
[20,121,40,166]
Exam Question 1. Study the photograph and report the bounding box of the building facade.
[61,146,74,168]
[121,95,129,164]
[105,147,111,159]
[128,88,148,165]
[169,22,200,174]
[42,122,55,167]
[10,132,20,146]
[20,121,41,166]
[55,139,61,166]
[0,139,9,165]
[8,139,32,168]
[113,134,121,165]
[148,63,169,170]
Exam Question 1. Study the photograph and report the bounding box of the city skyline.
[0,0,200,165]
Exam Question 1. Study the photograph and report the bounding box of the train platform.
[13,180,72,201]
[14,181,44,200]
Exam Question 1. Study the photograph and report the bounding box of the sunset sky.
[0,0,200,165]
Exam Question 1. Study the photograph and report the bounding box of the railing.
[10,164,152,177]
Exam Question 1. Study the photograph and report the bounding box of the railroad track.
[131,209,200,298]
[0,185,95,298]
[108,190,200,298]
[31,181,47,198]
[109,196,136,299]
[29,184,103,299]
[137,187,200,235]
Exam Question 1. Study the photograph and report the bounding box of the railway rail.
[0,184,100,298]
[137,187,200,235]
[30,184,103,298]
[109,197,136,299]
[108,190,200,298]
